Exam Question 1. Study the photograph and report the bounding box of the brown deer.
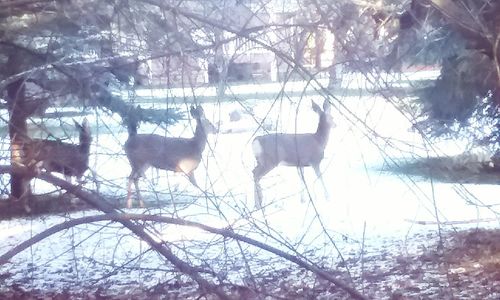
[23,119,92,183]
[252,100,334,209]
[125,105,216,208]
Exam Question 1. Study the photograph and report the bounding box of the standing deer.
[252,100,334,209]
[125,105,216,208]
[24,119,92,183]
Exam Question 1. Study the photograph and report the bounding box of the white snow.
[1,73,499,295]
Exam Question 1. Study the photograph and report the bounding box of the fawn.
[24,119,92,183]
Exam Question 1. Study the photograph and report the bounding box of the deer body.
[24,119,91,181]
[253,100,334,209]
[253,133,326,168]
[125,105,215,208]
[125,135,205,179]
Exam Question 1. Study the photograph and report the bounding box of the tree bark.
[315,29,325,70]
[6,79,30,201]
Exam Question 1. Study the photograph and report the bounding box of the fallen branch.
[0,166,230,300]
[0,212,367,300]
[0,165,367,300]
[0,163,38,177]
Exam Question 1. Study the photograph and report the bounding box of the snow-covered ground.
[1,75,499,296]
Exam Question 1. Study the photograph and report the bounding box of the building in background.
[129,0,335,87]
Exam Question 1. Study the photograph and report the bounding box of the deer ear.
[197,105,205,116]
[311,100,321,113]
[322,100,331,113]
[73,119,82,129]
[81,118,90,131]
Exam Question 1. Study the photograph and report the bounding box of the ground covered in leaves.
[0,228,498,299]
[1,154,499,299]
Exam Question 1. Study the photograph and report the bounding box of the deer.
[125,105,217,208]
[252,99,335,209]
[23,119,92,184]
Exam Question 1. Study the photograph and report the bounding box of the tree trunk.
[329,37,341,89]
[294,30,307,66]
[315,29,325,70]
[6,79,31,201]
[211,27,227,97]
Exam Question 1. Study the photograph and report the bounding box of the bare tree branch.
[426,0,484,36]
[0,212,367,300]
[0,165,367,300]
[0,165,230,300]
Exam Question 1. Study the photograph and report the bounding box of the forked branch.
[0,166,366,300]
[0,211,367,300]
[0,166,230,300]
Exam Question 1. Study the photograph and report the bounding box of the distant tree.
[285,0,404,87]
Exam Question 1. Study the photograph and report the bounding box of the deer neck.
[192,117,208,152]
[79,135,91,155]
[314,114,331,148]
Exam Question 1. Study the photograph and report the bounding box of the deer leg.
[127,170,143,208]
[297,167,307,203]
[252,163,274,209]
[253,180,263,209]
[313,164,329,200]
[127,163,148,208]
[135,178,144,207]
[88,169,101,193]
[126,177,134,208]
[61,174,72,197]
[151,168,159,185]
[127,175,144,208]
[187,172,199,188]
